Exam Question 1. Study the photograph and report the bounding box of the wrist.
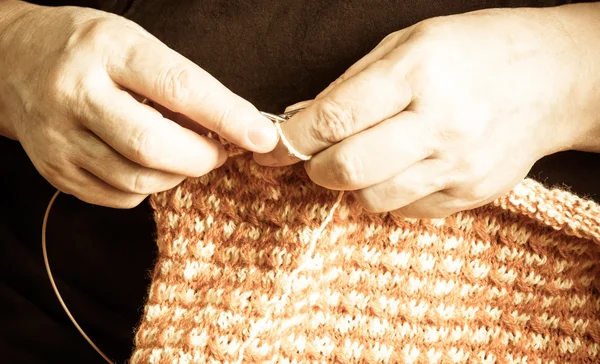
[0,0,41,140]
[547,3,600,153]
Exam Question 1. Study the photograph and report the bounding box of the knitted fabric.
[130,143,600,364]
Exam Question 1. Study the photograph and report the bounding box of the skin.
[1,2,598,216]
[0,0,279,208]
[255,4,600,218]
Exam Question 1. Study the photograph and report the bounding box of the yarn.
[234,108,333,362]
[261,109,313,161]
[273,121,312,161]
[39,110,600,364]
[130,111,600,362]
[40,109,321,364]
[131,145,600,363]
[234,190,344,363]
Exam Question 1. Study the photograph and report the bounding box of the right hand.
[0,1,278,208]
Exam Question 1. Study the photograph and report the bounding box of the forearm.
[549,2,600,152]
[0,0,37,140]
[0,0,31,29]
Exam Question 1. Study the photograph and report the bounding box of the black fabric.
[2,1,599,363]
[0,138,157,364]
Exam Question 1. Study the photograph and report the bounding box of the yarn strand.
[235,109,333,362]
[235,190,345,363]
[273,121,312,161]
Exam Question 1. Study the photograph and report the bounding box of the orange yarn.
[130,140,600,363]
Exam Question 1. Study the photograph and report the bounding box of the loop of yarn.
[274,121,312,161]
[235,109,340,362]
[262,109,312,161]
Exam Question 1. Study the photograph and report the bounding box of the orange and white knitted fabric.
[130,145,600,363]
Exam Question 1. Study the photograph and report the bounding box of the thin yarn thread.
[235,190,344,363]
[261,110,312,161]
[274,121,312,161]
[235,113,344,362]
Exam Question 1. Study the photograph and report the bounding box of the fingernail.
[248,119,278,150]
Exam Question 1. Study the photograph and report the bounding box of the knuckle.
[157,64,196,105]
[431,173,453,192]
[354,190,386,213]
[408,17,448,40]
[44,67,99,120]
[37,152,67,182]
[379,31,399,45]
[211,107,233,135]
[330,151,362,188]
[127,126,160,167]
[312,99,356,143]
[117,195,147,209]
[68,18,119,50]
[459,165,492,202]
[128,172,158,194]
[462,183,489,203]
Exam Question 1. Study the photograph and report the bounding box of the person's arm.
[0,0,278,208]
[254,2,600,218]
[0,0,33,140]
[550,2,600,153]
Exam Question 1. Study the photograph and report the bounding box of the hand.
[254,5,600,218]
[0,1,278,208]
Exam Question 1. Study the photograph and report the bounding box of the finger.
[285,100,313,113]
[122,95,211,136]
[150,101,210,136]
[254,59,413,167]
[393,188,501,219]
[304,111,433,190]
[390,192,456,219]
[72,130,187,194]
[107,38,278,152]
[54,165,149,209]
[391,192,471,219]
[315,32,401,99]
[353,158,453,213]
[83,88,227,177]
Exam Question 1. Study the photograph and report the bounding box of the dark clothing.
[2,0,599,362]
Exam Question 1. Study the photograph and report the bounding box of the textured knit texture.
[131,142,600,364]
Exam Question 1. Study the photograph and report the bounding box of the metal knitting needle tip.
[260,107,305,123]
[260,111,286,123]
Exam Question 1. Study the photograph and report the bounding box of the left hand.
[254,6,600,218]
